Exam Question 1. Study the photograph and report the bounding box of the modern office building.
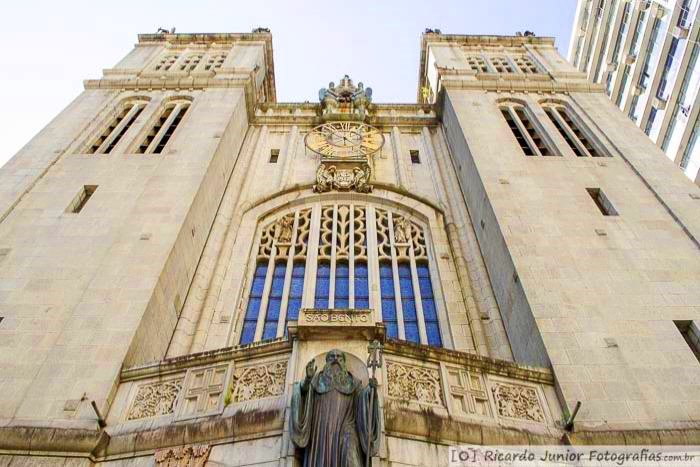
[569,0,700,183]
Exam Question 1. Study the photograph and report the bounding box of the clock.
[304,122,384,158]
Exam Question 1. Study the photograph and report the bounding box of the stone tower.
[0,30,699,465]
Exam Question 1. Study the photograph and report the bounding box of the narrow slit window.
[285,262,305,329]
[137,102,190,154]
[66,185,97,214]
[335,261,350,309]
[380,262,398,339]
[398,263,419,343]
[501,108,533,155]
[586,188,618,216]
[515,109,550,156]
[314,261,330,309]
[675,320,700,364]
[543,104,605,158]
[490,56,513,73]
[155,55,179,72]
[240,262,267,345]
[88,103,145,154]
[417,263,442,346]
[269,149,280,163]
[466,56,489,73]
[262,261,286,340]
[205,53,227,71]
[354,261,370,309]
[410,150,420,164]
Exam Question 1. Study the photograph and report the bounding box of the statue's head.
[323,349,348,374]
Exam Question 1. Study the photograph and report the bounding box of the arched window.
[499,102,552,156]
[136,99,191,154]
[86,99,148,154]
[154,54,179,72]
[238,203,443,348]
[541,102,607,158]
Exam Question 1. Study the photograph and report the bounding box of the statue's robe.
[291,369,379,467]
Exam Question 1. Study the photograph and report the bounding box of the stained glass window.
[240,262,267,345]
[315,262,330,309]
[286,262,305,324]
[335,262,350,308]
[262,262,286,340]
[398,263,420,343]
[355,262,369,308]
[418,263,442,346]
[380,262,398,339]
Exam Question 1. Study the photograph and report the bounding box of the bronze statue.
[291,350,380,467]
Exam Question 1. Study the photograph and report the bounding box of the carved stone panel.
[490,381,545,423]
[386,361,444,406]
[126,378,183,421]
[229,360,288,403]
[445,367,491,418]
[155,444,211,467]
[178,364,229,419]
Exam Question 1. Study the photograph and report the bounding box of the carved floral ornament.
[229,360,288,403]
[491,382,546,423]
[155,444,211,467]
[126,378,183,420]
[385,361,444,406]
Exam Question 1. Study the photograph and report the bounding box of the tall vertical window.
[500,103,552,156]
[593,0,618,81]
[610,2,632,67]
[239,262,267,345]
[137,100,191,154]
[661,42,699,152]
[87,100,147,154]
[638,17,663,90]
[239,204,444,348]
[241,209,311,344]
[678,0,693,28]
[542,103,605,157]
[657,37,680,100]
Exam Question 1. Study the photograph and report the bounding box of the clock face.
[304,122,384,158]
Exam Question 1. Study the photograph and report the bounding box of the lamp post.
[365,339,383,467]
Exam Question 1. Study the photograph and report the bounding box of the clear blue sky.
[0,0,577,167]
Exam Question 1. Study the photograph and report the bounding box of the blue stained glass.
[335,262,349,309]
[417,263,442,347]
[315,262,330,308]
[285,262,305,324]
[240,262,268,344]
[262,262,286,340]
[354,262,369,308]
[379,262,398,339]
[398,263,419,343]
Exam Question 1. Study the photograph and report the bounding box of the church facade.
[0,30,699,466]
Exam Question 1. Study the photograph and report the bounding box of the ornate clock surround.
[307,76,384,193]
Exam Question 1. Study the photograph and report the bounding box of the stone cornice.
[253,102,439,127]
[120,338,291,382]
[440,78,606,94]
[384,339,555,385]
[136,31,276,103]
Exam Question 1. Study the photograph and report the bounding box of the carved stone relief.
[313,163,372,193]
[178,364,229,419]
[386,361,444,406]
[491,382,545,423]
[126,378,183,420]
[445,367,491,418]
[229,360,288,403]
[154,444,211,467]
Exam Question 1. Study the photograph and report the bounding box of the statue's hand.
[369,377,378,389]
[305,360,317,379]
